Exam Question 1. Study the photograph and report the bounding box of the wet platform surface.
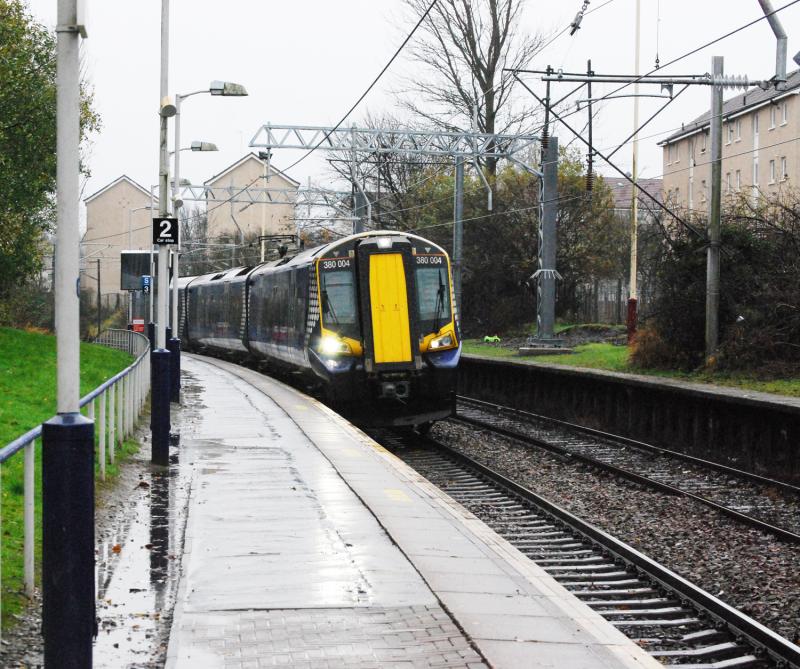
[168,357,486,668]
[94,353,660,668]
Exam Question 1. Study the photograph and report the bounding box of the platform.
[166,354,660,668]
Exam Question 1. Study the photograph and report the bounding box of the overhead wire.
[356,0,620,216]
[180,0,615,235]
[147,1,800,251]
[507,0,800,239]
[177,0,440,228]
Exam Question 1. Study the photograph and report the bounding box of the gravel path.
[432,420,800,645]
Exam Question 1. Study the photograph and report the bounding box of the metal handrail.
[0,425,42,464]
[0,329,151,598]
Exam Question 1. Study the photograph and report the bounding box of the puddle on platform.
[92,378,202,667]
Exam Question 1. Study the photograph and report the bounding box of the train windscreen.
[320,269,360,340]
[415,260,451,334]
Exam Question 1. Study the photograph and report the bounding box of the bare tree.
[402,0,543,174]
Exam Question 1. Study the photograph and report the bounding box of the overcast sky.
[24,0,800,206]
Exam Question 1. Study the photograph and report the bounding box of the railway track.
[396,435,800,668]
[455,396,800,544]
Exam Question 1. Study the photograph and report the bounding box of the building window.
[781,156,788,181]
[726,172,732,192]
[701,179,707,202]
[754,112,759,136]
[781,101,788,125]
[735,119,742,141]
[667,143,674,164]
[700,132,707,153]
[770,105,776,129]
[753,159,759,185]
[769,159,776,184]
[736,170,741,191]
[726,123,733,144]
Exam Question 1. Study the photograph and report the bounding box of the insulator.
[712,74,750,90]
[541,124,550,150]
[585,168,594,193]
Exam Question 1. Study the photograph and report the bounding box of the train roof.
[184,264,257,289]
[183,230,448,285]
[314,230,448,258]
[248,230,448,276]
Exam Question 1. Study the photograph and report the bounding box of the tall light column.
[168,80,246,341]
[43,0,94,665]
[151,0,174,465]
[171,94,183,337]
[157,0,170,350]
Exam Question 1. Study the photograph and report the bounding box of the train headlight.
[320,335,350,356]
[429,333,455,350]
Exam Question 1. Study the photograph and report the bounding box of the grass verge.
[1,327,138,629]
[463,338,800,398]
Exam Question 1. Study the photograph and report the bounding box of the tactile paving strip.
[174,605,488,668]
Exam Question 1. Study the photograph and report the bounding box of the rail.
[460,355,800,484]
[0,329,151,599]
[400,437,800,668]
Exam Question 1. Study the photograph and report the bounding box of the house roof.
[204,153,300,188]
[84,175,153,203]
[660,69,800,145]
[603,177,663,210]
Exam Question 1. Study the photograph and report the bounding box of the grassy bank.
[462,339,800,398]
[1,327,138,627]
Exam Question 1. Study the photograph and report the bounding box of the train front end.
[309,232,460,427]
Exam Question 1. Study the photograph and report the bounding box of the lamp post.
[168,81,246,403]
[43,0,94,665]
[151,0,175,466]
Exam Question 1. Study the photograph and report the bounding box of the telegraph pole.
[628,0,641,341]
[42,0,94,666]
[452,156,464,315]
[706,56,724,362]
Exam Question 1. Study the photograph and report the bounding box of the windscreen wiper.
[321,288,340,324]
[432,269,446,332]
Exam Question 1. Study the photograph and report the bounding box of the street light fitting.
[160,95,177,117]
[191,141,218,151]
[209,80,248,97]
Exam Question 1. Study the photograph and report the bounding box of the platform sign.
[141,275,151,294]
[132,319,145,333]
[153,216,179,245]
[120,250,155,290]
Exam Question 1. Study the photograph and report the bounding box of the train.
[177,230,461,428]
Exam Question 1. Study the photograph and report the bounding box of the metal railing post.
[129,372,134,434]
[122,375,129,437]
[116,376,124,447]
[109,383,116,464]
[24,438,35,598]
[99,391,106,481]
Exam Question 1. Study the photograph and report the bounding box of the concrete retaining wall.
[459,355,800,485]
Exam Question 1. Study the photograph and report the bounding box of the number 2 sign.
[152,217,179,245]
